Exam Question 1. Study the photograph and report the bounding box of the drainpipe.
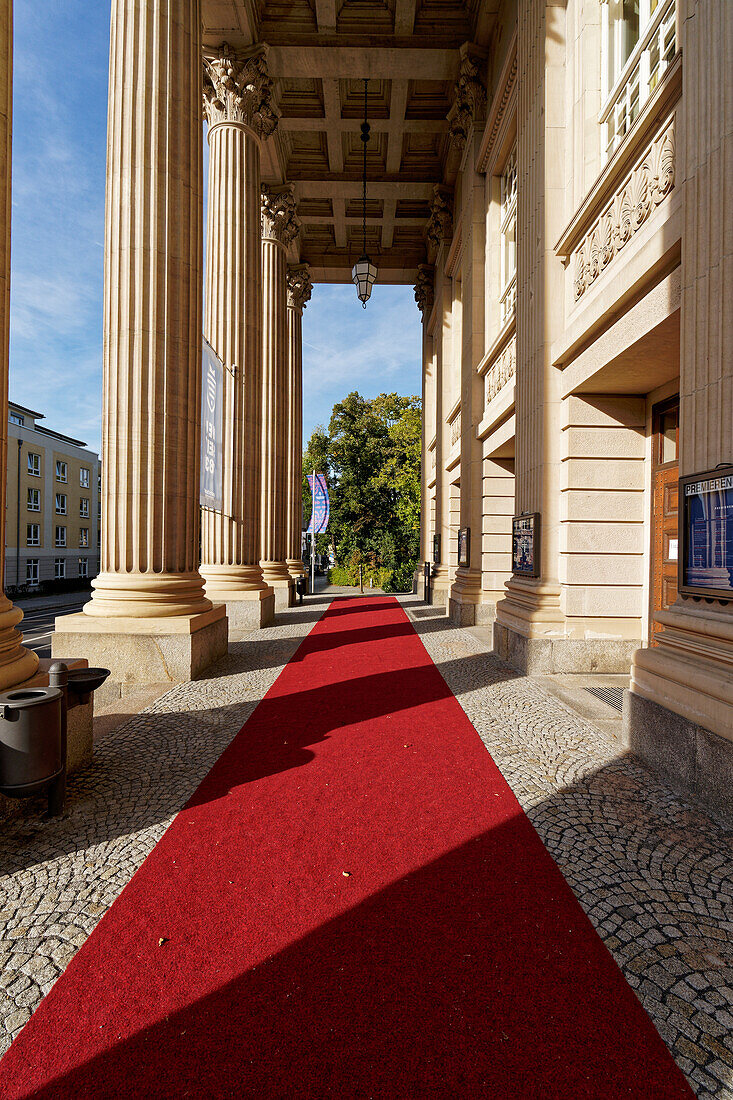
[15,438,21,587]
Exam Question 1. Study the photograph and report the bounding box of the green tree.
[302,392,421,591]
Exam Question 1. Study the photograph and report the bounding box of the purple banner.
[307,473,330,534]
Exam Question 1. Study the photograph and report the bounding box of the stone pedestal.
[53,607,228,704]
[200,47,277,628]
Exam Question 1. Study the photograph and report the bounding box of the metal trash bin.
[295,576,307,604]
[0,686,64,814]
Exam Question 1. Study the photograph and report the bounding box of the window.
[54,558,66,580]
[601,0,677,161]
[55,526,66,548]
[499,145,517,324]
[80,467,90,488]
[79,528,89,548]
[27,487,40,512]
[56,460,68,483]
[78,557,89,579]
[26,560,39,585]
[80,497,89,518]
[10,412,24,426]
[26,523,40,547]
[27,452,41,477]
[55,493,67,515]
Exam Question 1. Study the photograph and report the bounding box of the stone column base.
[623,690,732,830]
[494,622,638,675]
[223,590,275,631]
[52,605,228,705]
[448,597,477,626]
[270,579,295,612]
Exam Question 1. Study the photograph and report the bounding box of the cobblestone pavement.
[0,591,731,1099]
[399,597,733,1100]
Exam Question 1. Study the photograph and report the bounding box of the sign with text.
[433,533,441,565]
[458,527,471,568]
[307,473,330,534]
[680,466,733,599]
[512,513,541,577]
[200,340,224,512]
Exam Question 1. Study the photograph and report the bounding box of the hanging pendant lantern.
[352,78,377,307]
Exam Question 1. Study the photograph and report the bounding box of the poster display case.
[458,528,470,568]
[680,465,733,599]
[512,513,540,577]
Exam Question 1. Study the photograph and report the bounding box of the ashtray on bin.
[0,686,64,814]
[65,667,111,706]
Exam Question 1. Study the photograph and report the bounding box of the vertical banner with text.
[200,340,224,512]
[307,473,330,534]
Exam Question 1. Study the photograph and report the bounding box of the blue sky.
[9,3,421,454]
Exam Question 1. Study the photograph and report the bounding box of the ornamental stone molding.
[261,184,301,247]
[203,44,278,138]
[286,264,312,312]
[425,185,453,258]
[573,117,675,301]
[450,410,461,447]
[485,335,516,406]
[414,264,435,314]
[448,43,487,152]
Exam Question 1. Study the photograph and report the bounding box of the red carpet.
[0,597,691,1098]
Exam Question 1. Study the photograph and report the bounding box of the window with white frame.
[499,144,517,324]
[78,557,89,578]
[10,412,24,426]
[80,497,89,518]
[56,460,68,482]
[55,493,67,515]
[601,0,677,162]
[80,467,90,488]
[55,526,66,548]
[54,558,66,580]
[79,528,89,548]
[27,487,40,512]
[27,452,41,477]
[26,523,40,547]
[26,560,39,585]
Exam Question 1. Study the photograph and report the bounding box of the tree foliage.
[302,392,421,592]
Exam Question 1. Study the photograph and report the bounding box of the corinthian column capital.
[203,43,278,138]
[414,264,435,315]
[287,263,312,312]
[425,184,453,259]
[447,43,487,152]
[261,184,300,247]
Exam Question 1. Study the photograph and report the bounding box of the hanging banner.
[200,339,224,511]
[307,473,330,534]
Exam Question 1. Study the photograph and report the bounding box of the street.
[16,595,88,660]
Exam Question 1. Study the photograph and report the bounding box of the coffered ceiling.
[203,0,499,283]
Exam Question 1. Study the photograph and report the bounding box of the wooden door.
[650,398,679,646]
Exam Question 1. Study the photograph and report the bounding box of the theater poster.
[680,465,733,599]
[512,513,540,577]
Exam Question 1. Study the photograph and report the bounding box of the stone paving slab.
[0,592,731,1099]
[398,597,733,1100]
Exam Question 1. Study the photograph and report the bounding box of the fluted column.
[260,185,299,610]
[414,264,434,599]
[0,0,37,687]
[82,0,208,618]
[285,264,312,580]
[199,45,276,629]
[54,0,228,690]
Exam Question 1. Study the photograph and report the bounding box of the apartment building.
[5,402,100,593]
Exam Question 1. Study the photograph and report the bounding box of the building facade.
[0,0,728,819]
[4,403,101,593]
